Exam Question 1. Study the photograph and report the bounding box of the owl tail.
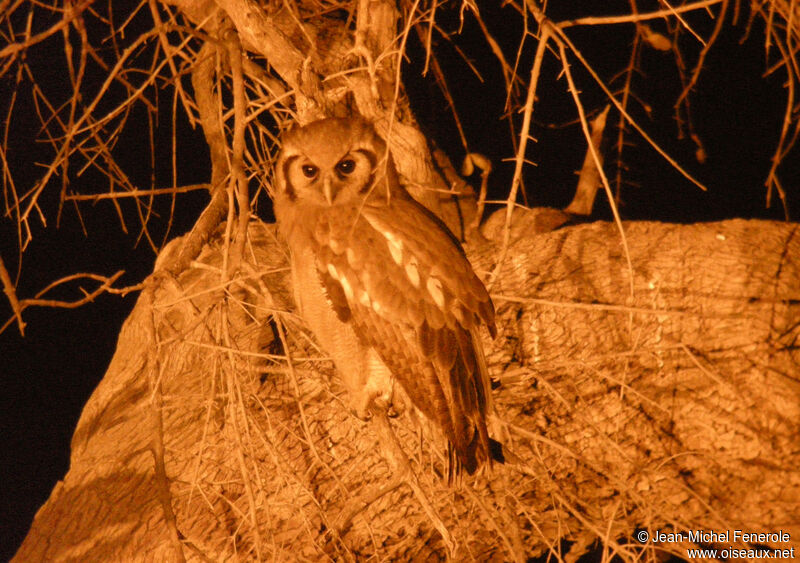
[443,330,505,483]
[447,431,505,484]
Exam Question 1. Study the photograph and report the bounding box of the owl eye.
[336,159,356,175]
[301,164,318,178]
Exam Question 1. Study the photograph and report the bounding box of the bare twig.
[0,253,24,335]
[488,26,549,291]
[0,270,127,336]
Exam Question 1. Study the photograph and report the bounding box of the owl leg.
[355,347,394,419]
[338,347,403,420]
[339,347,395,420]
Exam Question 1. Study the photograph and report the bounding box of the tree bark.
[14,216,800,562]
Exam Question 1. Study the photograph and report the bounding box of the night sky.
[1,2,797,559]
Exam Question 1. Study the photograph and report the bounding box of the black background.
[1,2,797,560]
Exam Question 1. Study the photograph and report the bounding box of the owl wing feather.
[312,195,495,474]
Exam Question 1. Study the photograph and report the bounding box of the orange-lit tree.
[4,0,799,560]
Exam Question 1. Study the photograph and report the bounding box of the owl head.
[276,117,400,206]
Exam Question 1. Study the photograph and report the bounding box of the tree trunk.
[14,216,800,562]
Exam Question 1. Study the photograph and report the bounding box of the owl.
[273,117,500,476]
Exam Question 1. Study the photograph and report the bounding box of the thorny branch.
[0,269,128,336]
[1,0,797,314]
[3,1,800,561]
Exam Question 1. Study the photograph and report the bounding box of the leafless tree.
[4,0,799,560]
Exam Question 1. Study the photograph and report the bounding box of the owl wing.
[313,196,496,475]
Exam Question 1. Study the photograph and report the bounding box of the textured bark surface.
[14,216,800,562]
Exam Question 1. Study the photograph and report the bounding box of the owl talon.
[347,385,397,421]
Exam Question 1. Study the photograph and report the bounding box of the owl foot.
[349,378,411,422]
[349,386,392,421]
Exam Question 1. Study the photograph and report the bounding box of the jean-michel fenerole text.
[651,529,792,545]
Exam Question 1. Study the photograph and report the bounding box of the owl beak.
[322,175,334,205]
